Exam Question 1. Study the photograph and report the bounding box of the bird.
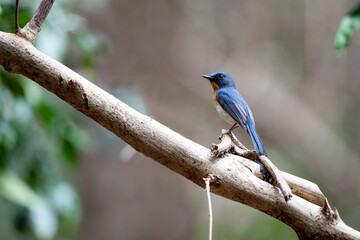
[203,72,266,155]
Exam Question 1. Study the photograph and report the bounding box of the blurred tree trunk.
[1,29,360,239]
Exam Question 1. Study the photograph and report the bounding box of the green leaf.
[334,3,360,55]
[49,182,81,233]
[0,170,38,207]
[36,102,57,126]
[0,170,58,239]
[0,71,25,97]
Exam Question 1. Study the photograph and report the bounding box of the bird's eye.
[219,74,224,78]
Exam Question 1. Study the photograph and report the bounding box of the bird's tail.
[246,120,266,155]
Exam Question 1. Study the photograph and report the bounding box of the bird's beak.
[202,75,212,80]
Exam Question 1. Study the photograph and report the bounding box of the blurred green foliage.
[334,2,360,55]
[0,0,106,239]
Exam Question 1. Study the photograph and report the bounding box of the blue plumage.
[246,118,266,155]
[203,72,266,155]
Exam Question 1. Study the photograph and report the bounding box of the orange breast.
[213,90,219,105]
[211,82,220,106]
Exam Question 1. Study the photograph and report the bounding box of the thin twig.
[204,177,213,240]
[16,0,55,43]
[258,155,293,201]
[15,0,20,33]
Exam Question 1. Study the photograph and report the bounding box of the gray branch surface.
[0,30,359,239]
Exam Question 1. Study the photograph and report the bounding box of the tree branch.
[16,0,55,43]
[15,0,20,33]
[212,131,293,201]
[0,31,359,239]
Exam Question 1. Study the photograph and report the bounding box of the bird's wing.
[216,89,249,130]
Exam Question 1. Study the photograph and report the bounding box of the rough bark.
[0,31,359,240]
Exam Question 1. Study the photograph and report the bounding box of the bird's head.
[202,72,235,90]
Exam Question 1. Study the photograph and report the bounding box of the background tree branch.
[0,30,359,239]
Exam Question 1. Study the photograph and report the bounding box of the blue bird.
[203,72,266,155]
